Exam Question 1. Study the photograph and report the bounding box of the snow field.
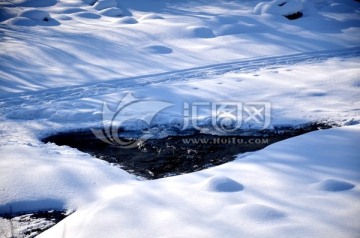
[0,0,359,237]
[34,125,360,238]
[1,0,359,94]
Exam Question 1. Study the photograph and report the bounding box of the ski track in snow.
[1,46,359,116]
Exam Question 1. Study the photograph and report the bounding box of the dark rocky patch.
[284,11,303,20]
[0,210,68,238]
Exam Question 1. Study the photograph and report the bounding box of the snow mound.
[237,204,286,221]
[5,17,36,26]
[140,14,164,20]
[201,175,244,192]
[18,9,50,21]
[93,0,117,11]
[143,45,173,54]
[186,26,216,38]
[99,7,123,17]
[254,0,304,19]
[315,179,355,192]
[74,12,101,19]
[115,16,138,24]
[7,9,59,26]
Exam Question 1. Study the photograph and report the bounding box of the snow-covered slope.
[1,124,353,238]
[1,0,359,94]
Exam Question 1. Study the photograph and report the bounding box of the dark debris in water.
[43,122,333,180]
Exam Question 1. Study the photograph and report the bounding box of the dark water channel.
[43,123,332,179]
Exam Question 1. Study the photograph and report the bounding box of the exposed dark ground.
[43,123,332,179]
[0,210,68,238]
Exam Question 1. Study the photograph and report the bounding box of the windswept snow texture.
[1,54,359,130]
[0,0,360,237]
[0,0,360,94]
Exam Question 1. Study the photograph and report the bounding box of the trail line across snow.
[1,46,359,116]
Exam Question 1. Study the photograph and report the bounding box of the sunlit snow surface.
[0,0,360,237]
